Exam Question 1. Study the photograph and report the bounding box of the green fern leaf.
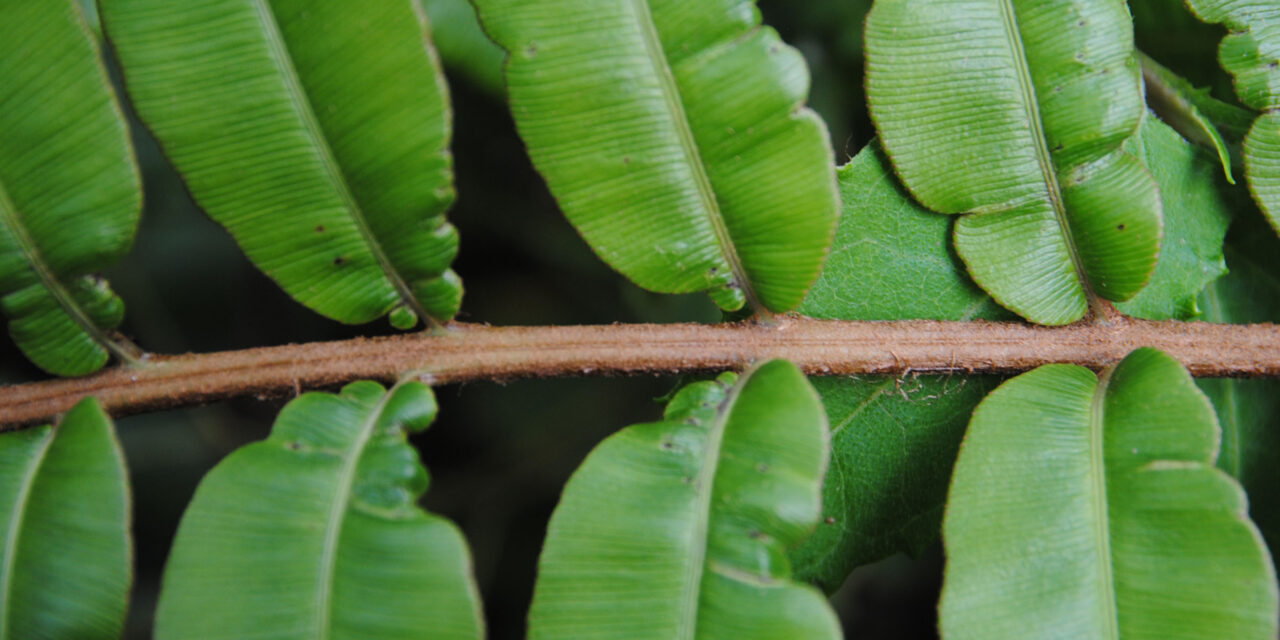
[0,1,141,376]
[1115,115,1232,320]
[1183,0,1280,237]
[789,143,1007,591]
[793,117,1237,590]
[102,0,462,329]
[942,348,1278,639]
[472,0,840,314]
[1198,214,1280,565]
[422,0,506,95]
[1139,52,1250,182]
[528,361,840,639]
[866,0,1162,325]
[0,398,131,639]
[154,381,483,639]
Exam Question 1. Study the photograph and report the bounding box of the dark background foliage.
[0,0,1232,637]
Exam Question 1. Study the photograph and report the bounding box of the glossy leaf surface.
[0,1,141,375]
[1184,0,1280,235]
[473,0,840,314]
[103,0,462,328]
[528,361,840,639]
[941,348,1278,639]
[154,381,483,639]
[790,143,1006,591]
[0,398,131,639]
[866,0,1162,325]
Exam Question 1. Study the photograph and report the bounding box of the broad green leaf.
[528,361,840,639]
[422,0,506,94]
[472,0,840,314]
[1183,0,1280,235]
[941,348,1279,639]
[0,0,141,375]
[1115,116,1231,320]
[791,124,1231,591]
[155,381,483,639]
[1139,52,1244,182]
[798,145,1007,324]
[0,398,131,639]
[1198,212,1280,562]
[866,0,1162,325]
[789,143,1006,591]
[103,0,462,328]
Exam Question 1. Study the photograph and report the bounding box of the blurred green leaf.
[155,381,483,639]
[1115,116,1232,320]
[1199,212,1280,563]
[528,361,840,639]
[790,143,1006,591]
[422,0,506,94]
[866,0,1161,325]
[103,0,462,328]
[473,0,840,314]
[0,0,141,375]
[1183,0,1280,235]
[941,348,1278,639]
[0,398,131,639]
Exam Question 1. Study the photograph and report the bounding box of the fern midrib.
[830,378,894,436]
[313,387,397,639]
[997,0,1101,314]
[627,0,765,316]
[0,179,132,365]
[677,375,744,638]
[0,427,55,638]
[249,0,433,328]
[1089,368,1121,639]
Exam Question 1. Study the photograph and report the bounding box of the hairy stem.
[1,317,1277,429]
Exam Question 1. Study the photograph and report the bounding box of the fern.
[472,0,841,314]
[103,0,463,329]
[865,0,1162,325]
[0,0,1276,638]
[0,1,141,376]
[1182,0,1280,236]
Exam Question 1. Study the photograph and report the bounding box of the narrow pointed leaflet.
[1183,0,1280,236]
[0,1,142,375]
[941,348,1278,639]
[102,0,462,329]
[1138,52,1254,183]
[154,382,483,639]
[473,0,840,314]
[866,0,1162,325]
[528,361,840,639]
[0,398,131,639]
